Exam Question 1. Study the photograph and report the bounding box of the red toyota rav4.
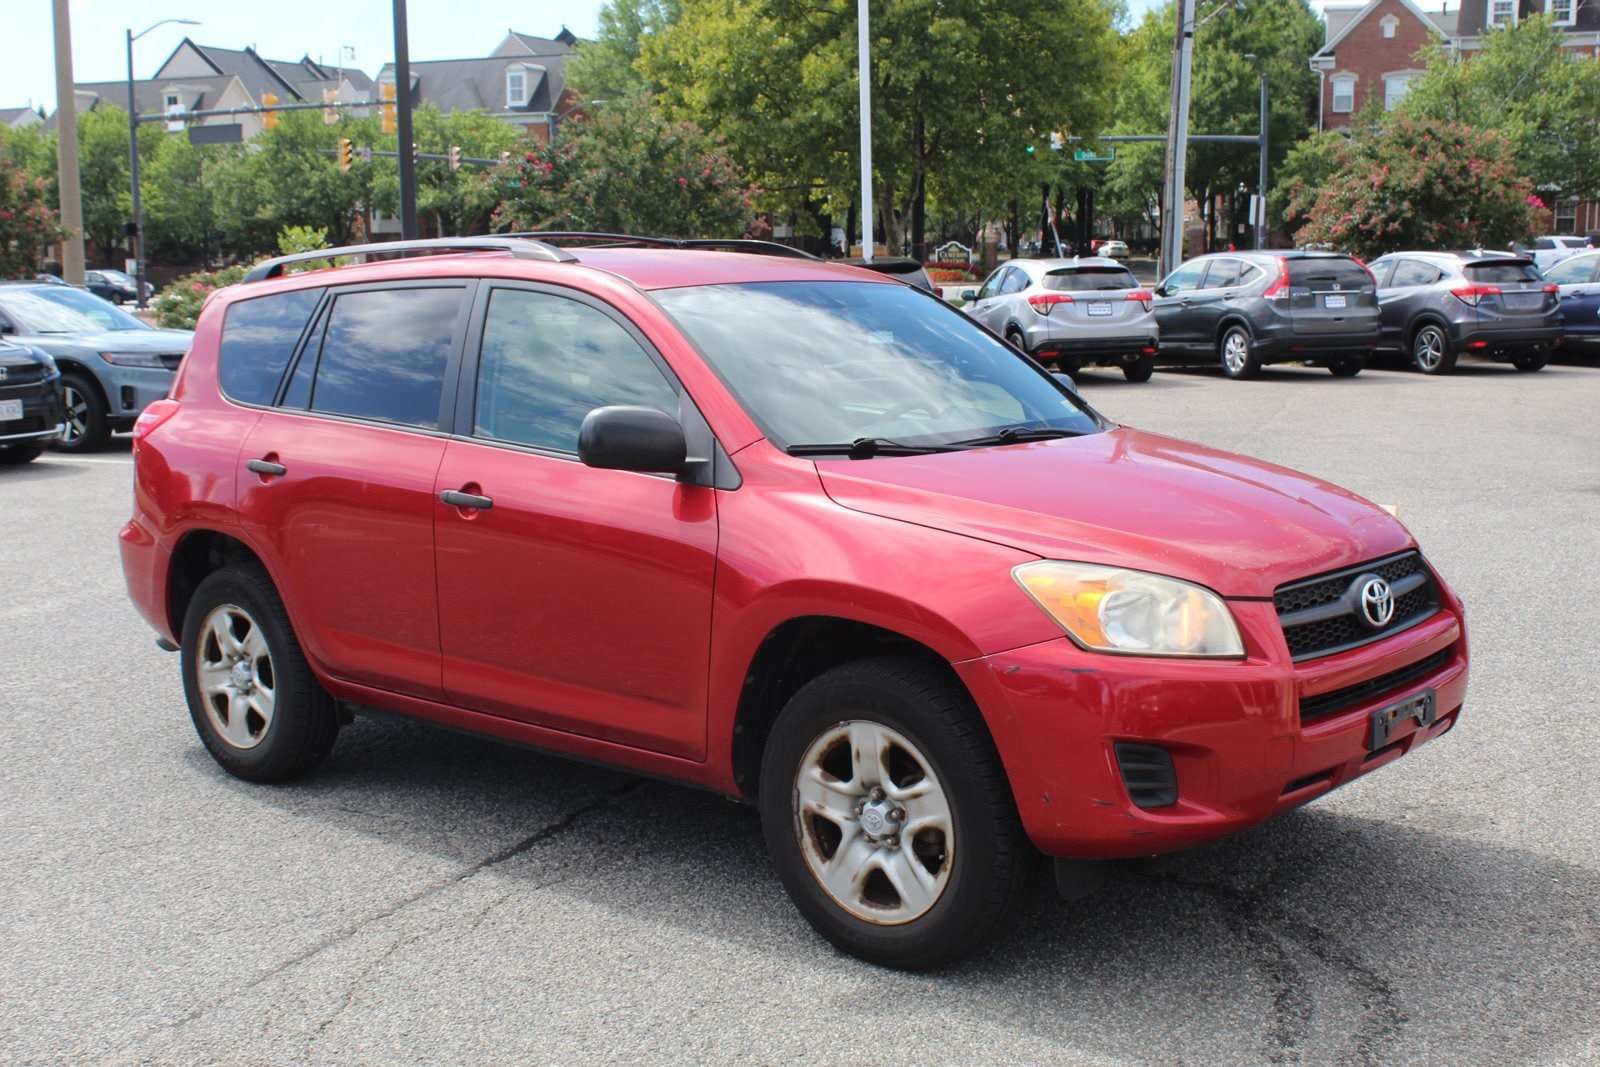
[121,236,1468,968]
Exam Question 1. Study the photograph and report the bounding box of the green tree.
[1399,14,1600,204]
[1285,119,1539,258]
[363,105,525,237]
[567,0,681,100]
[0,157,61,277]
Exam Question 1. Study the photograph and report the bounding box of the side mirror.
[1152,285,1167,297]
[1051,371,1081,395]
[578,405,687,474]
[961,290,978,302]
[0,320,13,335]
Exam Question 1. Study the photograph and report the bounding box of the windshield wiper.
[949,426,1088,448]
[786,437,950,459]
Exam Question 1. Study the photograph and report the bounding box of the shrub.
[152,264,249,330]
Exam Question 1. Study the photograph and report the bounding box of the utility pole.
[51,0,85,284]
[1256,68,1269,250]
[856,0,874,262]
[1159,0,1196,280]
[393,0,417,240]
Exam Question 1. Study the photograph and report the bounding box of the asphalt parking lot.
[3,356,1598,1066]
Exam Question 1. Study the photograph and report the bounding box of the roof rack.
[503,232,821,260]
[243,237,577,283]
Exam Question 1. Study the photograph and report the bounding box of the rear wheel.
[1122,354,1156,382]
[1004,327,1029,356]
[759,658,1033,969]
[1412,324,1456,375]
[1327,357,1364,378]
[1512,351,1548,372]
[54,372,110,453]
[1219,325,1260,380]
[180,564,339,782]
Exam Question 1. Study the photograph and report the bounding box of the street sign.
[188,124,243,145]
[1074,148,1117,162]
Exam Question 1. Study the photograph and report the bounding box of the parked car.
[1539,249,1600,356]
[961,257,1159,381]
[1367,251,1562,374]
[121,234,1468,969]
[0,340,64,464]
[83,269,151,305]
[1152,251,1379,378]
[841,256,936,292]
[0,282,192,451]
[1098,239,1130,260]
[1512,236,1589,275]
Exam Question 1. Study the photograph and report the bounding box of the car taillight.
[1126,289,1154,311]
[1450,284,1501,307]
[1028,292,1074,315]
[132,399,179,450]
[1544,283,1559,295]
[1262,256,1290,300]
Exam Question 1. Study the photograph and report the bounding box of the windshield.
[653,281,1102,451]
[0,286,150,333]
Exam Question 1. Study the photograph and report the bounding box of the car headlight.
[99,350,167,368]
[1013,561,1245,658]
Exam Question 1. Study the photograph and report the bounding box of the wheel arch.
[166,529,270,640]
[1214,315,1256,346]
[1407,314,1451,346]
[728,616,976,802]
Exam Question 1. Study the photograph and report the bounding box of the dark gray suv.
[1153,251,1379,379]
[1367,251,1562,374]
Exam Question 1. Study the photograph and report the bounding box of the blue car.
[1541,250,1600,357]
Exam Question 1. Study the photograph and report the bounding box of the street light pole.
[1159,0,1195,281]
[126,17,198,310]
[1256,68,1269,250]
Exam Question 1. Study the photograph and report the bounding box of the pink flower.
[191,282,206,292]
[679,177,688,187]
[1527,194,1545,209]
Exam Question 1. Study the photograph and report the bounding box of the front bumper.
[94,364,177,431]
[1,378,65,444]
[957,595,1467,860]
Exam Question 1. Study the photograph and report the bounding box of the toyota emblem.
[1359,577,1395,628]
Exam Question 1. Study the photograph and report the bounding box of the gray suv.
[1153,251,1379,379]
[962,258,1159,381]
[1367,251,1562,374]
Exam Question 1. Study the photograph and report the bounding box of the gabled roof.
[1314,0,1455,58]
[1,107,43,129]
[503,29,579,55]
[378,52,569,116]
[38,74,244,132]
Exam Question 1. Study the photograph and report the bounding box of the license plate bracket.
[1087,301,1112,316]
[1369,688,1437,750]
[0,398,22,422]
[1324,294,1347,309]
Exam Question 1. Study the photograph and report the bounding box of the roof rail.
[243,237,577,283]
[503,231,822,260]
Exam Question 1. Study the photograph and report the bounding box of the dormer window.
[1380,15,1398,38]
[1546,0,1575,24]
[506,67,527,108]
[1489,0,1516,27]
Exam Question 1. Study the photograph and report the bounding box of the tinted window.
[1390,261,1441,287]
[1464,262,1541,284]
[1000,268,1029,295]
[306,287,464,428]
[1161,261,1206,295]
[474,289,678,453]
[1201,258,1244,289]
[1543,254,1599,285]
[1043,267,1138,292]
[1288,258,1372,289]
[218,288,325,405]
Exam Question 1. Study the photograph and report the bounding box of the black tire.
[53,371,110,453]
[1512,351,1548,372]
[0,442,46,464]
[1004,327,1029,356]
[180,564,338,782]
[1411,323,1456,375]
[1218,325,1261,380]
[759,657,1034,969]
[1327,357,1364,378]
[1122,354,1156,382]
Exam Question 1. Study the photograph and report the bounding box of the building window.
[1489,0,1516,26]
[164,93,182,111]
[1547,0,1575,23]
[1555,199,1577,235]
[1380,15,1398,37]
[1332,75,1356,114]
[506,67,527,108]
[1384,74,1414,110]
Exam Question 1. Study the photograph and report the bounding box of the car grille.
[1298,646,1454,724]
[1274,551,1440,661]
[0,364,51,385]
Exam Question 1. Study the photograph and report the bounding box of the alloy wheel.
[195,603,276,750]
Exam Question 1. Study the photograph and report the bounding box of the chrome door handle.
[246,459,286,476]
[440,489,493,510]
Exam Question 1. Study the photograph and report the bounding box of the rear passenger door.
[236,282,472,702]
[432,284,719,760]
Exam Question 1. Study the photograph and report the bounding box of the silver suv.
[962,258,1158,381]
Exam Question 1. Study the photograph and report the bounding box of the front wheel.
[1412,324,1456,374]
[759,658,1033,969]
[54,371,109,453]
[1219,325,1260,380]
[180,564,339,782]
[1122,354,1156,382]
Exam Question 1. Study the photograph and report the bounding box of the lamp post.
[126,17,198,309]
[1244,54,1269,250]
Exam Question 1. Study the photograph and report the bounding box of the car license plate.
[1087,301,1112,316]
[1369,688,1437,750]
[1324,294,1347,309]
[0,398,22,422]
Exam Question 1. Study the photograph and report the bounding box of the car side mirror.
[578,405,688,474]
[1051,371,1081,395]
[961,290,978,301]
[1152,285,1167,297]
[0,321,12,335]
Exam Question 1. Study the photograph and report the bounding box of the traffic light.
[498,150,511,166]
[449,145,461,171]
[323,88,338,125]
[262,92,279,130]
[338,138,352,172]
[380,82,396,135]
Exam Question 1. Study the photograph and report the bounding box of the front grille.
[1115,743,1178,808]
[1299,646,1454,723]
[1275,551,1440,661]
[0,364,50,384]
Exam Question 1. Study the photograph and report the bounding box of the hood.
[815,427,1413,599]
[19,329,193,356]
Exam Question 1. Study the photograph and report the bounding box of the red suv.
[121,236,1469,968]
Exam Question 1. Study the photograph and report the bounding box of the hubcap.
[1223,332,1249,373]
[1416,329,1443,370]
[792,721,953,925]
[61,385,89,444]
[196,603,275,750]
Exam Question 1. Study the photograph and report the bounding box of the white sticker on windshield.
[869,331,895,344]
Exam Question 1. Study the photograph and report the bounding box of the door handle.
[246,458,287,476]
[440,489,493,510]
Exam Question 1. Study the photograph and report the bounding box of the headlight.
[99,350,166,368]
[1013,561,1245,658]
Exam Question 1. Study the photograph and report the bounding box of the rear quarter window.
[218,288,325,406]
